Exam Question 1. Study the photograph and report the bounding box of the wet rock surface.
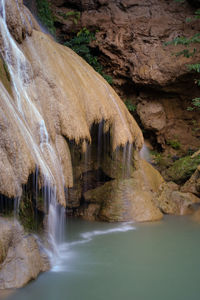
[0,218,49,289]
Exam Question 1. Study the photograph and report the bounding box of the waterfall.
[0,0,66,260]
[140,143,152,163]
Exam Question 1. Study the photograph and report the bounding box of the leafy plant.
[164,1,200,111]
[58,11,81,24]
[187,97,200,110]
[64,28,113,84]
[125,100,136,112]
[36,0,56,35]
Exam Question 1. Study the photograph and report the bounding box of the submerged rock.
[0,218,49,289]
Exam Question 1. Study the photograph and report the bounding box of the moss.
[3,61,10,82]
[0,56,12,96]
[19,193,44,233]
[0,240,7,264]
[166,154,200,183]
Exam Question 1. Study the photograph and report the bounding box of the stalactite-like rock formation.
[0,0,143,205]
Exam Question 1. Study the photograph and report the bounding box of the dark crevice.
[0,194,15,216]
[81,167,113,194]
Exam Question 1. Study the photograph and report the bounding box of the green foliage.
[186,9,200,22]
[65,28,113,84]
[36,0,56,35]
[125,100,136,112]
[187,97,200,110]
[164,33,200,47]
[150,150,163,164]
[167,139,181,150]
[175,48,197,58]
[188,63,200,72]
[58,10,80,24]
[165,1,200,112]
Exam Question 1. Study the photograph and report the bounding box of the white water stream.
[140,143,152,163]
[0,0,66,260]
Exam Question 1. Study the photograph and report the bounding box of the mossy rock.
[166,155,200,184]
[0,56,12,96]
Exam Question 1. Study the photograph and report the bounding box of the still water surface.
[3,216,200,300]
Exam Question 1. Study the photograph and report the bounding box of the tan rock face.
[50,0,200,153]
[0,218,49,289]
[52,0,200,86]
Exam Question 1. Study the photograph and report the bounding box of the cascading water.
[140,143,152,163]
[0,0,66,259]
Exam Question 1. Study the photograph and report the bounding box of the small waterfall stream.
[0,0,66,259]
[140,143,152,163]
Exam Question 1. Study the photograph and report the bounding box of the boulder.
[156,182,200,215]
[0,218,50,289]
[83,178,163,222]
[181,168,200,196]
[137,101,166,131]
[83,158,164,222]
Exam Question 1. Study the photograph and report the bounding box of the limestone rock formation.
[0,0,143,206]
[0,218,49,289]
